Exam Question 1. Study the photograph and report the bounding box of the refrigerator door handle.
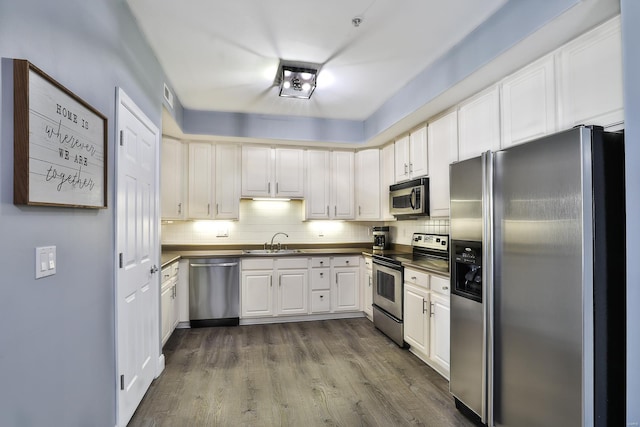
[481,150,495,426]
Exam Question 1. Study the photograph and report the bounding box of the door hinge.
[120,374,125,390]
[119,253,123,268]
[119,130,124,146]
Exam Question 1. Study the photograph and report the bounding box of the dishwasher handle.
[190,262,239,268]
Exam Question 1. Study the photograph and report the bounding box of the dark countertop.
[161,244,449,277]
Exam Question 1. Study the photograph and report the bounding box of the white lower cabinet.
[404,282,430,357]
[332,256,360,312]
[310,257,331,313]
[160,262,180,346]
[241,258,309,318]
[403,268,450,379]
[361,256,373,320]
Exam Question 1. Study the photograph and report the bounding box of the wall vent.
[163,83,174,109]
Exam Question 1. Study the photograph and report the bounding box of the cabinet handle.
[320,272,324,277]
[216,204,219,215]
[442,286,449,290]
[336,274,338,284]
[346,260,349,264]
[409,162,413,173]
[359,206,361,216]
[268,182,271,194]
[326,206,329,216]
[320,295,324,300]
[368,277,372,287]
[276,182,279,194]
[178,203,182,214]
[430,302,435,317]
[270,276,272,287]
[423,299,428,314]
[279,275,282,287]
[334,206,337,216]
[411,276,417,281]
[207,203,210,215]
[404,163,408,174]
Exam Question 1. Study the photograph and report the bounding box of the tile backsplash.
[161,199,450,247]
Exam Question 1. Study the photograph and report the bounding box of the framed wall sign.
[13,59,108,208]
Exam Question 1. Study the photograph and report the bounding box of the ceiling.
[126,0,507,121]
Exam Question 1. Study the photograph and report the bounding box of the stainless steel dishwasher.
[189,258,240,327]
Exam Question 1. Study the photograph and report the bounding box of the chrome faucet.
[270,232,289,251]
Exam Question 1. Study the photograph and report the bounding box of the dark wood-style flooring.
[128,318,474,427]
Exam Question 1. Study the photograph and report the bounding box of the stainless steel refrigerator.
[449,126,626,427]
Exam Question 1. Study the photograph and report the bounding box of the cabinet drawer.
[430,275,450,296]
[363,256,372,269]
[310,268,331,290]
[161,267,172,283]
[242,258,275,270]
[405,268,430,289]
[310,257,331,268]
[161,276,176,292]
[331,256,359,268]
[311,290,331,312]
[171,262,179,277]
[276,257,308,269]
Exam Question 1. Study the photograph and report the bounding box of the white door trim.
[114,88,163,427]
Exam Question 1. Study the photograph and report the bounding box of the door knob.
[150,265,158,274]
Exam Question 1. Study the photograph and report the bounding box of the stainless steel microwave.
[389,177,429,217]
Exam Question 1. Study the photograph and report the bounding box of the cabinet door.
[276,269,308,315]
[304,150,331,219]
[160,137,185,219]
[215,144,240,219]
[171,283,179,331]
[557,16,623,129]
[429,292,450,377]
[458,86,501,161]
[275,148,304,198]
[363,267,373,319]
[409,125,428,178]
[501,55,556,148]
[394,135,410,183]
[187,142,214,219]
[355,149,381,220]
[404,283,429,356]
[332,267,359,311]
[380,143,395,220]
[428,111,457,218]
[242,146,272,197]
[331,151,355,220]
[160,281,174,346]
[241,270,273,317]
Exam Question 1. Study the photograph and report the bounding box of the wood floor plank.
[128,318,475,427]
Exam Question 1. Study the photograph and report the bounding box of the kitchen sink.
[242,249,304,255]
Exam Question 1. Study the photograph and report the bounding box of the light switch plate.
[35,246,56,279]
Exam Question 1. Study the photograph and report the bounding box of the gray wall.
[621,1,640,424]
[0,1,165,426]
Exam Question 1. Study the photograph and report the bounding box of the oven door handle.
[373,258,403,271]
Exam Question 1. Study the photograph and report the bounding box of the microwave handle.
[410,188,416,209]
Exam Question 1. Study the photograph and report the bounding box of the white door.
[116,89,160,427]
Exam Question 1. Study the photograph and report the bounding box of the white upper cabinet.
[409,125,429,178]
[355,148,381,220]
[331,151,355,220]
[458,86,501,161]
[160,137,185,220]
[427,110,457,218]
[242,146,303,198]
[305,150,331,219]
[215,144,240,219]
[274,148,304,198]
[501,55,557,149]
[187,142,214,219]
[394,124,428,183]
[305,150,354,220]
[188,142,240,220]
[557,16,623,129]
[380,143,395,220]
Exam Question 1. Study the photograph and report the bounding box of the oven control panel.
[412,233,448,252]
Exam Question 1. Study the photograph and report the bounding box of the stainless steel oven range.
[372,233,449,347]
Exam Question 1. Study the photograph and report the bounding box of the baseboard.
[239,311,365,326]
[156,354,165,378]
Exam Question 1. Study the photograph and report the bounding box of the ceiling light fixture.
[278,65,318,99]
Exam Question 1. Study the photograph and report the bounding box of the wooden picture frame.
[13,59,108,208]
